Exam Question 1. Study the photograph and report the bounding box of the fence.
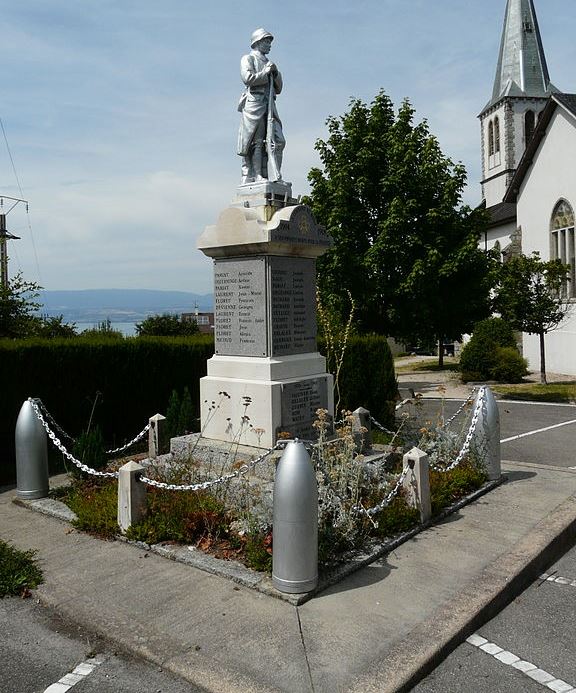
[16,386,501,594]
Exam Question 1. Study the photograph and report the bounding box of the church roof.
[482,0,558,112]
[504,93,576,202]
[483,201,517,228]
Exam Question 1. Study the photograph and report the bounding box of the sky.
[1,0,574,294]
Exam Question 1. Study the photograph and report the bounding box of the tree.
[135,313,199,337]
[305,91,496,365]
[493,252,571,383]
[81,319,124,339]
[0,272,42,338]
[36,315,78,338]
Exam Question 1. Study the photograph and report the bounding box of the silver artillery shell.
[272,440,318,594]
[15,400,49,499]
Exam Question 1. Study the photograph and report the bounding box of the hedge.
[0,336,214,484]
[0,333,396,484]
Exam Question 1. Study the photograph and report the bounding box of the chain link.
[33,398,76,443]
[139,442,282,491]
[429,387,485,473]
[353,466,410,517]
[441,388,477,429]
[370,416,395,436]
[106,424,150,455]
[33,398,150,455]
[29,398,118,478]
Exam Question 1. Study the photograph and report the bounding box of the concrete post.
[352,407,372,452]
[402,447,431,523]
[118,461,147,533]
[272,440,318,594]
[472,386,501,480]
[148,413,166,459]
[15,400,49,500]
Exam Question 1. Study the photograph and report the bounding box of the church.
[479,0,576,375]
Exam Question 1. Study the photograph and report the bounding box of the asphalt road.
[0,598,201,693]
[412,539,576,692]
[415,398,576,468]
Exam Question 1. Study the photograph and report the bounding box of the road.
[413,398,576,468]
[0,598,201,693]
[413,539,576,692]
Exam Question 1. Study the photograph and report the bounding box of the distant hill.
[39,289,214,324]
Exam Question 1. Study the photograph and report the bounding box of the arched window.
[525,110,535,145]
[494,117,501,153]
[550,200,575,298]
[488,120,494,156]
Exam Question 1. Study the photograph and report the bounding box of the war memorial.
[197,28,334,449]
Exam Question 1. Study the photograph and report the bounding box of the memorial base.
[200,354,334,449]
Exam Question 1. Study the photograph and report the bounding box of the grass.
[0,539,44,597]
[492,382,576,403]
[394,358,460,373]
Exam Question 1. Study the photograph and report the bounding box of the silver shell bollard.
[472,386,501,481]
[15,399,49,499]
[272,440,318,594]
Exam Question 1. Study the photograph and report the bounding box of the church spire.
[488,0,556,109]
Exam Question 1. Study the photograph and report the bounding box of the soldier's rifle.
[266,72,281,182]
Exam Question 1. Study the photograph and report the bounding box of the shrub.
[136,313,199,337]
[459,334,498,382]
[320,334,397,427]
[71,426,107,477]
[470,317,516,349]
[490,346,528,383]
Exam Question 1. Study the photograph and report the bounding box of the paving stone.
[526,668,555,684]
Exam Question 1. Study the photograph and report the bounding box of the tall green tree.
[493,252,571,383]
[0,272,42,338]
[305,91,495,364]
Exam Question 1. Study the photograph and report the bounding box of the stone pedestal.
[198,181,333,448]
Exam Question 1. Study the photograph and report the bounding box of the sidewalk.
[2,459,576,692]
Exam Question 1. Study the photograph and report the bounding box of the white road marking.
[44,655,105,692]
[540,573,576,587]
[466,634,575,691]
[500,418,576,444]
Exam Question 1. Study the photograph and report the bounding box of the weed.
[0,539,44,597]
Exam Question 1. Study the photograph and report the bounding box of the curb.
[347,493,576,693]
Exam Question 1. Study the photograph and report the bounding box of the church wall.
[516,108,576,375]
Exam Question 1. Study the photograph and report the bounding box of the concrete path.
[2,459,576,692]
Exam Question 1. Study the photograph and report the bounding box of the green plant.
[71,426,108,477]
[470,317,516,348]
[459,334,498,382]
[243,530,273,572]
[0,539,44,597]
[429,458,487,515]
[80,319,124,339]
[65,480,119,539]
[371,496,420,539]
[136,313,199,337]
[490,346,528,383]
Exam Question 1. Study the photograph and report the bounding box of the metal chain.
[28,398,118,478]
[106,424,150,455]
[395,398,412,411]
[441,388,477,429]
[33,398,149,456]
[429,387,485,473]
[33,398,76,443]
[139,442,282,492]
[370,416,395,436]
[353,466,410,517]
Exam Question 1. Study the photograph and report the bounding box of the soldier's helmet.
[251,28,274,48]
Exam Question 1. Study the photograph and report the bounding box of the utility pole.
[0,195,26,289]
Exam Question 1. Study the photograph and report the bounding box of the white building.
[479,0,576,375]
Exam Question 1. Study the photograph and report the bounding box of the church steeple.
[479,0,559,208]
[488,0,556,109]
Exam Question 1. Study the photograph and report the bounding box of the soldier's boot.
[253,144,265,181]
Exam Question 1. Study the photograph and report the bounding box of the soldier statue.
[237,28,285,184]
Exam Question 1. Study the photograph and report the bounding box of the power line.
[0,116,42,284]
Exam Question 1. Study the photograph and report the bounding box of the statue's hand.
[266,62,278,76]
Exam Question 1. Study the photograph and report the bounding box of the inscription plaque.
[280,378,329,439]
[269,257,317,356]
[214,257,267,356]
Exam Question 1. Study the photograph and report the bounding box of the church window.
[494,117,501,153]
[488,120,494,156]
[550,200,575,298]
[525,110,535,145]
